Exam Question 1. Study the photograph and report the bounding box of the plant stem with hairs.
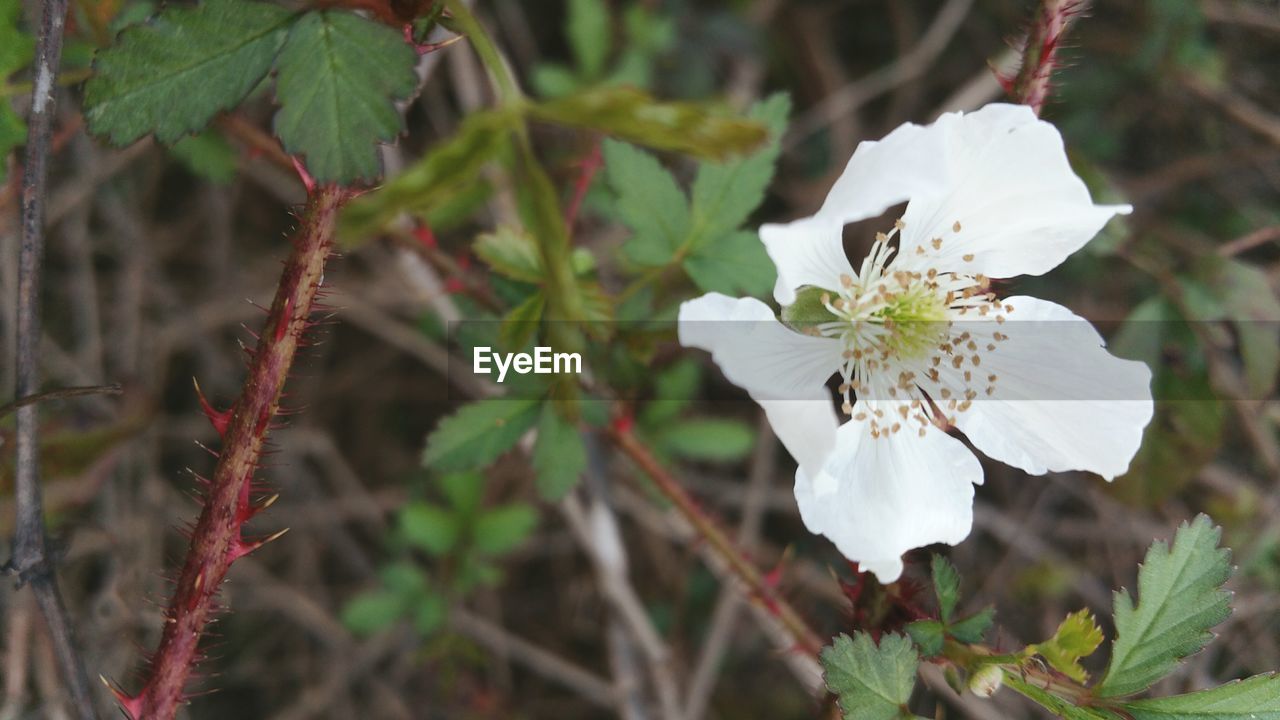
[105,184,349,720]
[1009,0,1088,115]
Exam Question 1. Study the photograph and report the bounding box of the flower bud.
[968,664,1004,698]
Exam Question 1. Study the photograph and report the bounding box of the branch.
[605,423,826,658]
[0,384,122,419]
[105,184,349,720]
[3,0,101,716]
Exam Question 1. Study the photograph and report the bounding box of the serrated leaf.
[655,417,754,462]
[931,554,961,622]
[422,398,541,472]
[1097,515,1232,698]
[473,504,537,555]
[84,0,294,145]
[533,86,768,160]
[273,10,417,184]
[1031,609,1104,683]
[905,620,944,657]
[821,632,918,720]
[399,502,459,555]
[168,129,237,183]
[948,606,995,644]
[338,110,514,244]
[532,403,586,500]
[567,0,609,79]
[476,226,543,283]
[603,139,690,267]
[691,93,789,240]
[1122,673,1280,719]
[683,230,775,296]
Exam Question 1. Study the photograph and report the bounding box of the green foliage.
[400,502,460,555]
[1098,515,1232,698]
[651,418,753,462]
[0,0,34,182]
[821,633,918,720]
[531,86,768,161]
[1202,259,1280,398]
[272,10,417,184]
[531,0,673,98]
[473,505,538,555]
[1121,673,1280,719]
[422,399,542,472]
[906,554,993,656]
[168,130,238,183]
[342,562,444,637]
[532,403,587,500]
[476,226,544,283]
[603,93,787,297]
[931,555,962,622]
[1031,609,1105,683]
[84,0,294,145]
[566,0,609,79]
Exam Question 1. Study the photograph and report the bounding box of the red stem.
[110,185,348,720]
[1010,0,1087,115]
[564,140,602,234]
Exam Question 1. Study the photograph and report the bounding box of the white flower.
[678,104,1153,582]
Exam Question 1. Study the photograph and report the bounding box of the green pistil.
[870,286,949,360]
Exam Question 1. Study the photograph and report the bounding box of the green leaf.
[273,10,417,184]
[1216,259,1280,397]
[1031,609,1104,684]
[781,285,840,329]
[655,418,754,462]
[438,472,486,515]
[84,0,294,145]
[399,502,459,555]
[1122,673,1280,719]
[474,504,538,555]
[380,561,428,596]
[905,620,945,657]
[338,110,514,244]
[682,230,775,296]
[531,63,580,98]
[422,398,542,472]
[603,139,690,267]
[690,93,789,240]
[1004,674,1123,720]
[931,554,961,623]
[342,590,405,635]
[0,0,34,77]
[1097,515,1232,698]
[948,606,995,644]
[639,360,700,426]
[532,403,586,500]
[168,129,238,183]
[533,86,768,160]
[566,0,609,79]
[499,292,544,351]
[821,632,918,720]
[476,226,544,283]
[0,104,23,183]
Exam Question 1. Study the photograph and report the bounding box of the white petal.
[939,296,1153,479]
[819,117,957,224]
[897,103,1130,278]
[793,407,983,583]
[759,215,852,306]
[678,293,843,476]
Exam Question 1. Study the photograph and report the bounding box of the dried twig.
[0,384,121,419]
[3,0,100,716]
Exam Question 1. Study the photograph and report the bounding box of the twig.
[1181,72,1280,148]
[1009,0,1087,115]
[1218,224,1280,257]
[108,184,349,719]
[606,423,825,657]
[0,384,121,419]
[3,0,100,715]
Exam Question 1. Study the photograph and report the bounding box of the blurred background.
[2,0,1280,717]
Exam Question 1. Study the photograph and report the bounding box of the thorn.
[228,528,290,562]
[291,156,316,195]
[101,675,143,720]
[274,296,293,343]
[193,378,233,438]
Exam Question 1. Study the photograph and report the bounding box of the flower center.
[793,219,1012,436]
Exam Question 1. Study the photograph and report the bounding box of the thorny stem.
[112,185,348,720]
[4,0,101,716]
[607,424,826,658]
[1010,0,1087,115]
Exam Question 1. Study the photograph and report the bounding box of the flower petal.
[897,103,1130,279]
[678,293,843,476]
[793,406,983,582]
[936,296,1153,479]
[759,215,852,307]
[760,114,956,306]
